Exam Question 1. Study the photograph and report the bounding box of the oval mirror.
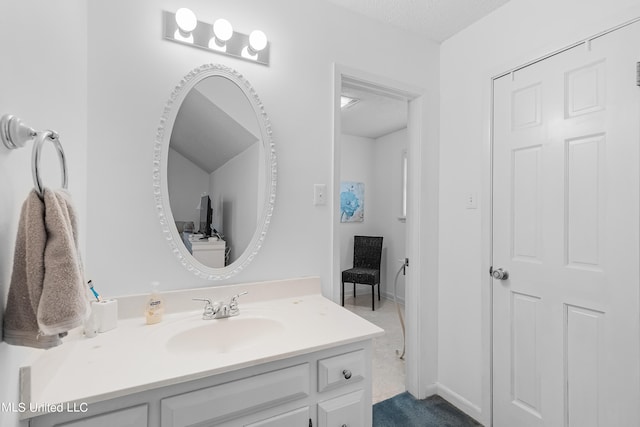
[154,64,276,280]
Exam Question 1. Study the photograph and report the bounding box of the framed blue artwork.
[340,181,364,222]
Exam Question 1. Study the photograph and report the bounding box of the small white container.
[92,299,118,333]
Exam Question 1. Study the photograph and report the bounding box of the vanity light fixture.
[174,8,198,43]
[163,10,270,66]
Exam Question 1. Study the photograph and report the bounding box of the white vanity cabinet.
[28,341,372,427]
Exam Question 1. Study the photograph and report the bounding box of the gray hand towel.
[3,189,90,348]
[38,189,90,335]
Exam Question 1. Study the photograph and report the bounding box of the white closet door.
[492,21,640,427]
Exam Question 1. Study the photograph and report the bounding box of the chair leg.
[378,283,381,301]
[372,287,375,311]
[341,281,345,306]
[353,283,356,299]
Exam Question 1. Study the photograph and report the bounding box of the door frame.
[484,16,640,426]
[332,63,440,398]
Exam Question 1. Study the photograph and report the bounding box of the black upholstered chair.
[341,236,383,311]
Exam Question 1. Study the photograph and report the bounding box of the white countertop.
[20,277,383,419]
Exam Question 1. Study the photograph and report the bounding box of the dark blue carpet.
[373,392,482,427]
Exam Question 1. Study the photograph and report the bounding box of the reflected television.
[199,195,212,237]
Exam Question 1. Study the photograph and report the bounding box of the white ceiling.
[325,0,511,43]
[341,87,408,139]
[334,0,511,139]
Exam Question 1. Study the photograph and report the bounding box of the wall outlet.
[314,184,327,205]
[465,192,478,209]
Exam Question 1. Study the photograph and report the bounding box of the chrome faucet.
[193,292,248,320]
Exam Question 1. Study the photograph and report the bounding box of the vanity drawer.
[317,349,365,392]
[318,390,364,427]
[161,363,309,427]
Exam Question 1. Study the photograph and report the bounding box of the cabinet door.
[51,405,148,427]
[244,406,309,427]
[318,390,364,427]
[161,364,309,427]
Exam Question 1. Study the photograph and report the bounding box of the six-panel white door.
[492,22,640,426]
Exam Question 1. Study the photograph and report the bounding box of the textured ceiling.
[325,0,511,42]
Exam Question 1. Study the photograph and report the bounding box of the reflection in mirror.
[155,64,276,280]
[168,76,262,266]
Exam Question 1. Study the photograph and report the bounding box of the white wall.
[210,142,259,262]
[0,2,87,426]
[438,0,640,423]
[372,129,407,301]
[167,148,210,228]
[339,134,377,274]
[85,0,439,298]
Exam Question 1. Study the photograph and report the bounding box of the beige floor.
[343,294,406,403]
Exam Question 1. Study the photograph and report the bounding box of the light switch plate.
[314,184,327,205]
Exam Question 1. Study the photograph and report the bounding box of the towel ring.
[1,114,68,199]
[32,130,68,198]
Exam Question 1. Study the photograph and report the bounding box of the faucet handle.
[230,291,248,303]
[193,298,212,304]
[193,298,215,319]
[229,291,248,315]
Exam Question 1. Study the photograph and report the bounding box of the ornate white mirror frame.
[153,64,276,280]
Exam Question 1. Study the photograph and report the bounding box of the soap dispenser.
[145,281,165,325]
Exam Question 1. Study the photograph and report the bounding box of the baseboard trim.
[436,383,483,423]
[382,291,405,304]
[424,382,438,397]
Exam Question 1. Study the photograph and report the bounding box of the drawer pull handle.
[342,424,348,427]
[342,369,352,380]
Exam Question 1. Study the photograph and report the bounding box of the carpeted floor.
[373,392,483,427]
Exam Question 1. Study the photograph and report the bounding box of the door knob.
[491,267,509,280]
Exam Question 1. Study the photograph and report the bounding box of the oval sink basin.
[166,317,285,354]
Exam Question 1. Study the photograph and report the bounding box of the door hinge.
[309,418,312,427]
[636,62,640,86]
[489,266,493,277]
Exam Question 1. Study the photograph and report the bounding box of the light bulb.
[241,46,257,60]
[213,18,233,42]
[249,30,267,52]
[175,8,197,32]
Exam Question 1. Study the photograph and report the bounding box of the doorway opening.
[338,79,409,402]
[332,65,434,404]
